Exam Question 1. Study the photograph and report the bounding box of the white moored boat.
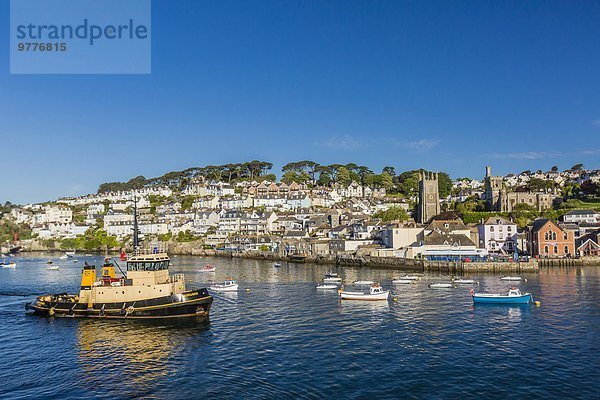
[452,278,478,284]
[47,266,60,271]
[325,271,338,278]
[428,283,454,289]
[210,279,238,292]
[59,255,69,260]
[500,276,522,281]
[399,275,420,280]
[199,264,216,273]
[316,284,338,290]
[323,277,342,284]
[340,284,389,301]
[1,262,16,269]
[353,280,374,286]
[392,279,413,284]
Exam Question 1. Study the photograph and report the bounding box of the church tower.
[484,166,504,211]
[418,171,440,224]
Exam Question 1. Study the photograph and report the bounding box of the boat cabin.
[508,288,522,296]
[370,284,384,294]
[78,252,186,306]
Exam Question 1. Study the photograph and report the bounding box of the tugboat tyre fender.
[120,308,126,316]
[48,307,55,317]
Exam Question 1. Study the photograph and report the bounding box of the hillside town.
[2,162,600,261]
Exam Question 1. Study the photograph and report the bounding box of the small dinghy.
[339,283,389,301]
[500,276,522,281]
[323,277,342,284]
[316,284,338,290]
[59,255,69,260]
[47,266,60,271]
[392,279,413,284]
[472,288,533,304]
[273,262,282,268]
[325,271,338,278]
[1,262,16,269]
[199,264,216,272]
[428,283,454,289]
[46,260,53,264]
[353,280,374,286]
[210,279,238,292]
[452,278,478,284]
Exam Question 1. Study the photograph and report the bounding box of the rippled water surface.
[1,254,599,399]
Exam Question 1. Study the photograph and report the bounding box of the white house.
[377,224,424,249]
[563,209,599,224]
[477,216,518,253]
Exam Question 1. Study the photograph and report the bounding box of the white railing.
[170,273,185,283]
[134,243,169,255]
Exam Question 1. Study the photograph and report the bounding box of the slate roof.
[565,209,598,216]
[424,231,475,246]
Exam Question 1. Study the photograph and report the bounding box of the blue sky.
[1,0,600,204]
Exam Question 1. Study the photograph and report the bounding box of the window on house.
[507,226,512,232]
[563,232,568,240]
[564,245,569,254]
[544,246,549,254]
[544,232,549,240]
[554,246,558,254]
[490,226,494,232]
[552,232,557,241]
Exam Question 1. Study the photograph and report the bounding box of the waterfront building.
[527,219,575,258]
[377,223,423,250]
[477,216,518,254]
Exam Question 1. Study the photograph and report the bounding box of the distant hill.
[97,161,274,193]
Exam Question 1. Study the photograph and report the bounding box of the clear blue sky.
[1,0,600,204]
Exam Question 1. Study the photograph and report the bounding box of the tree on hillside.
[373,206,409,222]
[382,166,396,177]
[571,163,584,171]
[526,178,553,191]
[337,167,351,186]
[581,180,599,196]
[378,172,394,190]
[437,172,452,198]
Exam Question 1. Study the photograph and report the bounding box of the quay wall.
[182,248,540,273]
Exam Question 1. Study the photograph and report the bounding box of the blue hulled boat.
[471,288,533,304]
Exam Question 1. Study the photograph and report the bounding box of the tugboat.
[26,199,213,320]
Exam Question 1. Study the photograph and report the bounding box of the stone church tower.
[418,171,440,224]
[484,166,505,211]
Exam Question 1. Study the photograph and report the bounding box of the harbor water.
[0,254,599,399]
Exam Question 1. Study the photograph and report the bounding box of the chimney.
[485,166,491,177]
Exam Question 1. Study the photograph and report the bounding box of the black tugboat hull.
[26,289,213,320]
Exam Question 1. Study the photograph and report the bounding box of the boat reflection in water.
[75,319,209,398]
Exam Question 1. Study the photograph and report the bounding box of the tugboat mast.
[132,196,140,256]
